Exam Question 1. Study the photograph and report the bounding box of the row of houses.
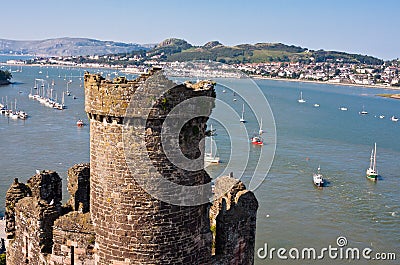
[236,61,400,86]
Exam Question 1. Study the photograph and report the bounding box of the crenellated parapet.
[6,171,63,264]
[210,175,259,265]
[84,67,163,119]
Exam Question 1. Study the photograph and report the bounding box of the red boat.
[251,119,264,145]
[76,119,84,127]
[251,135,263,145]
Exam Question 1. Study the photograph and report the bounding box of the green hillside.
[155,38,383,65]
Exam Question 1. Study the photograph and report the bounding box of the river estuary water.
[0,57,399,264]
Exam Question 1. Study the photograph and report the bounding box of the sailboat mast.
[373,142,377,171]
[369,148,374,169]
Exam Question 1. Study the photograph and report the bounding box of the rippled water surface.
[0,58,399,264]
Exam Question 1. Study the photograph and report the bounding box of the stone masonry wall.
[84,68,161,118]
[5,178,30,239]
[50,212,95,265]
[85,69,215,264]
[67,163,90,213]
[6,171,62,265]
[210,176,259,265]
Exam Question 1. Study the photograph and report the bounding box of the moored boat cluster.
[0,101,28,120]
[28,84,66,110]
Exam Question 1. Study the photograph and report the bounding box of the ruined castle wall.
[6,171,62,265]
[5,178,30,239]
[210,177,258,265]
[50,212,95,265]
[67,163,90,213]
[85,70,215,264]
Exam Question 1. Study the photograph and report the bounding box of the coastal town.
[4,54,400,89]
[238,61,400,87]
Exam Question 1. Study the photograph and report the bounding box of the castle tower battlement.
[84,68,216,264]
[84,67,161,120]
[5,67,258,265]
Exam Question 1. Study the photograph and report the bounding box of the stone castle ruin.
[5,68,258,264]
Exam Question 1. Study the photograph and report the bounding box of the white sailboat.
[56,92,65,110]
[205,125,220,165]
[66,82,71,96]
[258,118,264,135]
[240,104,246,123]
[366,143,378,181]
[359,105,368,115]
[298,91,306,103]
[9,99,19,120]
[28,87,34,99]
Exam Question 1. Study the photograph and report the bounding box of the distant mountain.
[147,38,193,57]
[8,37,384,65]
[149,38,383,65]
[0,37,153,57]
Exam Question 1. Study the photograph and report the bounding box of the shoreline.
[250,75,400,91]
[2,62,400,94]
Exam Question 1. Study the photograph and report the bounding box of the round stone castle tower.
[84,68,216,264]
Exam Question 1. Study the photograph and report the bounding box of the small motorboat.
[313,166,324,187]
[390,116,399,122]
[251,135,263,145]
[76,120,84,127]
[18,111,28,120]
[251,119,264,145]
[314,103,320,107]
[339,107,348,111]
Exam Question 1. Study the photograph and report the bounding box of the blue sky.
[2,0,399,59]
